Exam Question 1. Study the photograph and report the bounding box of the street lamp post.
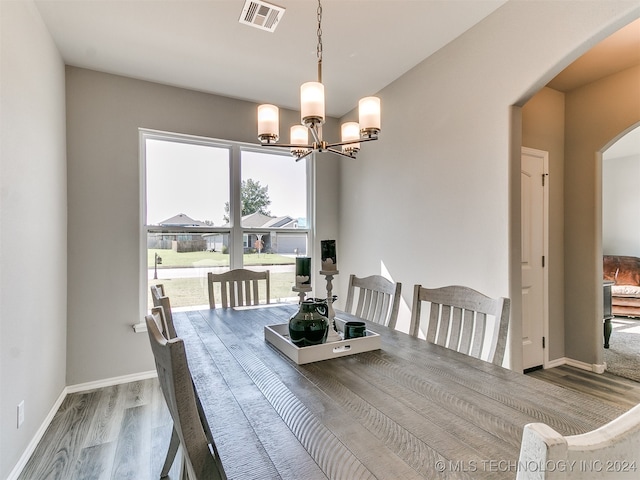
[154,253,163,280]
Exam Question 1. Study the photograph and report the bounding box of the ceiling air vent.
[239,0,285,33]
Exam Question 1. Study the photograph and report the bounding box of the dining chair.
[150,283,165,304]
[148,306,173,339]
[409,284,510,366]
[150,284,177,339]
[207,269,270,308]
[145,315,226,480]
[517,403,640,479]
[344,274,402,328]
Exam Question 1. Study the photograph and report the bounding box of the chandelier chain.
[316,0,323,82]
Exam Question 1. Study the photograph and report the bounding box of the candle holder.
[320,269,341,342]
[292,285,312,304]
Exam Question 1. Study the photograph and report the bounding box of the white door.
[521,147,548,370]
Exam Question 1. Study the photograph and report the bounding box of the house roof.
[241,212,275,228]
[158,213,207,227]
[222,212,298,229]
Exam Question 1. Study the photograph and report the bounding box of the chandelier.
[257,0,381,161]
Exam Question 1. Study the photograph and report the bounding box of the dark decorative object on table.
[289,299,330,347]
[321,240,337,271]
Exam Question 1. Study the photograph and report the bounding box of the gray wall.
[521,70,640,368]
[1,2,67,478]
[564,65,640,365]
[336,0,640,371]
[65,67,340,385]
[522,87,566,363]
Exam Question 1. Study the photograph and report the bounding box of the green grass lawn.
[147,249,300,309]
[148,272,297,309]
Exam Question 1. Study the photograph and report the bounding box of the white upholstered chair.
[344,274,402,328]
[207,269,270,308]
[517,403,640,479]
[409,284,510,366]
[145,315,225,480]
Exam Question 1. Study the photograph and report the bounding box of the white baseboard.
[546,356,607,373]
[6,388,66,480]
[66,370,157,394]
[545,357,566,369]
[7,370,158,480]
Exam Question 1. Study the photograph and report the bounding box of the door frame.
[522,147,550,369]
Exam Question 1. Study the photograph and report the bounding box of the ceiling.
[547,17,640,92]
[33,0,639,149]
[33,0,508,117]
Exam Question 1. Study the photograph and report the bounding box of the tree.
[223,178,271,222]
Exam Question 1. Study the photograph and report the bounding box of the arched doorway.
[520,18,640,372]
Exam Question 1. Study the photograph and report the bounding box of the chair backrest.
[344,274,402,328]
[409,284,510,366]
[150,284,177,339]
[517,403,640,479]
[150,284,165,303]
[148,305,177,340]
[207,269,270,308]
[145,316,225,480]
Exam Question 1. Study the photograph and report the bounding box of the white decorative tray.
[264,323,381,365]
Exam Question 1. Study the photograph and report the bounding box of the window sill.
[132,322,147,333]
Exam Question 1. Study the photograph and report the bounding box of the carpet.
[604,317,640,383]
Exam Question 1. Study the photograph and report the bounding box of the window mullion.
[230,144,243,269]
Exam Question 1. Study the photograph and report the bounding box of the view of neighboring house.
[236,212,307,255]
[147,213,208,252]
[149,211,307,255]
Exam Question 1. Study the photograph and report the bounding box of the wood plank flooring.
[17,378,181,480]
[16,367,640,480]
[527,364,640,410]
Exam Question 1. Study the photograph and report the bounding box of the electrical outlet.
[17,401,24,428]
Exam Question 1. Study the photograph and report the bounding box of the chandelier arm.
[325,137,379,149]
[259,143,313,149]
[325,147,357,159]
[294,150,315,162]
[308,124,322,145]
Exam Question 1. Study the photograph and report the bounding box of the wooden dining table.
[172,304,627,480]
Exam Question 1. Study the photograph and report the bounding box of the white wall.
[0,2,67,478]
[337,0,640,371]
[603,153,640,256]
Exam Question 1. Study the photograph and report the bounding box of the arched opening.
[520,17,640,375]
[601,124,640,381]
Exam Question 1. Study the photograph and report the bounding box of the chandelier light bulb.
[300,82,325,126]
[341,122,361,154]
[358,97,381,137]
[290,125,310,157]
[257,104,279,143]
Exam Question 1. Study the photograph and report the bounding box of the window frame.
[137,128,314,329]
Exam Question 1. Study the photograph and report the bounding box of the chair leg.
[160,426,180,477]
[180,454,189,480]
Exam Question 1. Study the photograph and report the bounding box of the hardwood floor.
[17,378,181,480]
[527,364,640,410]
[16,367,640,480]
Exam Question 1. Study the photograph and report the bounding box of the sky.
[145,138,307,226]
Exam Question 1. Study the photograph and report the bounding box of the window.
[141,129,312,312]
